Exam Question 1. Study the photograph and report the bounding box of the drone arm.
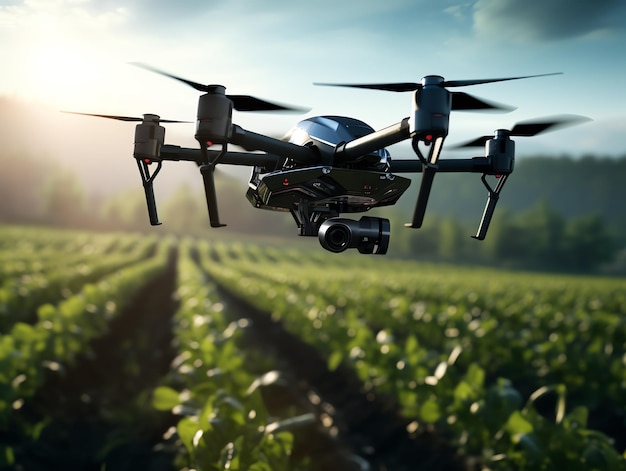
[230,125,319,164]
[159,145,199,162]
[335,118,411,163]
[389,157,490,173]
[160,144,280,171]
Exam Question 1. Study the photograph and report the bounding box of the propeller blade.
[509,114,592,137]
[452,114,592,148]
[228,95,309,113]
[314,82,421,92]
[315,73,562,93]
[130,62,211,92]
[451,92,516,112]
[453,136,492,148]
[62,111,190,124]
[442,72,563,87]
[63,111,141,122]
[132,62,307,112]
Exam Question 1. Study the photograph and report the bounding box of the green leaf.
[177,416,201,454]
[248,462,273,471]
[327,351,343,371]
[36,303,57,323]
[563,406,588,430]
[582,439,624,470]
[214,391,246,425]
[405,334,419,355]
[152,386,181,411]
[505,411,534,442]
[518,433,542,462]
[0,445,14,467]
[260,431,293,470]
[420,399,441,423]
[453,380,474,403]
[490,378,523,416]
[465,363,485,389]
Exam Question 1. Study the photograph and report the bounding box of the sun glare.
[22,38,99,108]
[3,1,130,110]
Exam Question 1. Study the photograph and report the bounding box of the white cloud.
[0,0,129,32]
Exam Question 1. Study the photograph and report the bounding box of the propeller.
[453,114,592,148]
[315,83,512,112]
[62,111,191,227]
[315,73,562,112]
[453,114,591,241]
[62,111,190,123]
[314,72,563,91]
[130,62,308,113]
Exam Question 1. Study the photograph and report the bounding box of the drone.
[67,64,589,254]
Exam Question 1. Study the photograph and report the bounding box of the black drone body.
[67,65,589,254]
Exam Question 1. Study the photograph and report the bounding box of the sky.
[1,0,626,193]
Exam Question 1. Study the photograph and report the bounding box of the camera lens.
[319,221,352,252]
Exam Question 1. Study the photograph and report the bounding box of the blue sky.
[1,0,625,170]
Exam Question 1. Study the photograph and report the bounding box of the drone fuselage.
[246,166,411,213]
[241,115,411,252]
[246,116,410,213]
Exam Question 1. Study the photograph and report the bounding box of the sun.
[23,37,102,109]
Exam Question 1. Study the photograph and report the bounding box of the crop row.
[0,234,159,330]
[0,225,134,261]
[0,230,140,284]
[151,239,313,470]
[202,240,626,469]
[0,235,173,428]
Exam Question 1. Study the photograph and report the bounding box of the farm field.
[0,225,625,470]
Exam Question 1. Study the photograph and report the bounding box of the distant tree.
[422,155,626,245]
[513,201,566,268]
[0,151,50,223]
[161,183,206,234]
[479,202,617,272]
[438,215,466,260]
[562,214,616,272]
[482,209,527,265]
[408,214,443,259]
[101,188,148,231]
[40,170,87,226]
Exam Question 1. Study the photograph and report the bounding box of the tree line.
[390,201,620,273]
